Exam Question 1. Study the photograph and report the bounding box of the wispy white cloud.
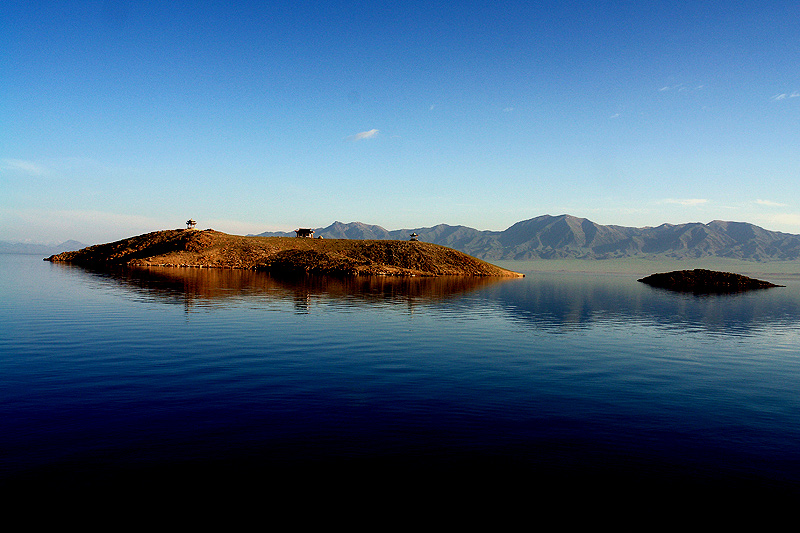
[756,199,789,207]
[763,213,800,228]
[2,159,47,176]
[658,83,704,93]
[662,198,708,206]
[503,107,514,113]
[2,157,135,178]
[771,92,799,101]
[349,129,379,141]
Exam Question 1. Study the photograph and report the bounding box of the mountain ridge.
[254,215,800,261]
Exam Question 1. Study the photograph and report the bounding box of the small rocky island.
[45,229,523,277]
[638,269,783,293]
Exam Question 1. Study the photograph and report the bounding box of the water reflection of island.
[61,264,517,313]
[53,264,800,334]
[483,272,800,336]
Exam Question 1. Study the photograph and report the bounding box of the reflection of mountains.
[68,265,514,309]
[487,273,800,335]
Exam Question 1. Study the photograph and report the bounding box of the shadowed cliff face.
[45,229,523,277]
[638,269,783,294]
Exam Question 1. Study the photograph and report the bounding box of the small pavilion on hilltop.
[186,219,197,230]
[295,228,314,238]
[409,232,419,241]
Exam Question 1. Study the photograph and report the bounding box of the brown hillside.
[46,229,523,277]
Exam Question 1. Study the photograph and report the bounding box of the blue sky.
[2,1,799,244]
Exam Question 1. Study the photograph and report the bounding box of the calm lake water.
[2,254,800,503]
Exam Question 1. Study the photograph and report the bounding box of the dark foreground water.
[2,254,799,506]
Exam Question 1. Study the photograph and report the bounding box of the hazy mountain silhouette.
[0,239,87,255]
[255,215,800,261]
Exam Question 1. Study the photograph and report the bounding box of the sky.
[2,1,800,244]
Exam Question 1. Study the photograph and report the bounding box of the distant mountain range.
[0,240,87,256]
[255,215,800,261]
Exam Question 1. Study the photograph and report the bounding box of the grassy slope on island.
[46,229,523,277]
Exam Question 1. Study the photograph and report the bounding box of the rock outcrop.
[638,269,783,293]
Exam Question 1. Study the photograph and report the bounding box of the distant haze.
[0,240,87,256]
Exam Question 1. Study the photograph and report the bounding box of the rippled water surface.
[2,254,800,501]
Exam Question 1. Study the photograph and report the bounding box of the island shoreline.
[46,229,524,278]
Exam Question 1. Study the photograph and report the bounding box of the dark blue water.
[2,254,800,503]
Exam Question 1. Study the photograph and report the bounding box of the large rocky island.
[45,229,523,277]
[638,269,783,293]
